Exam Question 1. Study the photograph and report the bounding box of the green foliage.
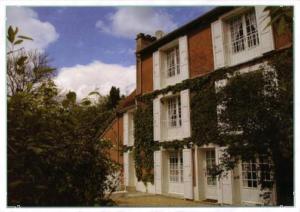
[190,81,219,146]
[159,138,191,150]
[107,86,121,109]
[265,49,293,205]
[216,49,293,205]
[133,103,155,183]
[264,6,293,35]
[7,26,119,206]
[134,48,292,205]
[122,145,133,152]
[7,25,56,96]
[8,86,117,206]
[7,26,33,44]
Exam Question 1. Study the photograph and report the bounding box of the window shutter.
[123,152,129,186]
[153,97,161,141]
[183,148,193,199]
[216,147,233,204]
[179,35,189,80]
[153,51,160,90]
[123,113,129,146]
[180,89,191,138]
[256,6,274,54]
[154,150,162,194]
[162,52,168,78]
[211,20,225,69]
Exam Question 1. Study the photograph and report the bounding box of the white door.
[204,149,218,199]
[168,151,184,194]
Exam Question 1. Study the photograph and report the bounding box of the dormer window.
[229,9,259,54]
[166,46,180,77]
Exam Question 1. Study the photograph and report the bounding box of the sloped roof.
[100,89,136,138]
[117,89,136,113]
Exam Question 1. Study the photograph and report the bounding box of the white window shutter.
[180,89,191,138]
[154,150,162,194]
[216,147,233,204]
[153,97,161,141]
[211,20,225,69]
[153,51,160,90]
[123,152,129,186]
[256,6,274,54]
[123,113,129,146]
[162,52,168,79]
[183,148,193,199]
[179,35,189,80]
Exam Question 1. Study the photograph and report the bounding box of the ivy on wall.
[190,80,219,146]
[123,49,292,189]
[132,102,155,184]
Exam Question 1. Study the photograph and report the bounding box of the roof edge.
[136,6,235,55]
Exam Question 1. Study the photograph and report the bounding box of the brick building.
[101,6,292,205]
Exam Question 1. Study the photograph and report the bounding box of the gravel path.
[111,192,218,207]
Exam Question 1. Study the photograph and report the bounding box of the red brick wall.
[188,26,214,78]
[141,53,153,94]
[137,19,292,92]
[273,25,292,49]
[102,116,123,166]
[138,26,214,94]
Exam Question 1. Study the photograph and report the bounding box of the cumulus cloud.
[54,61,136,100]
[95,7,178,39]
[6,7,59,52]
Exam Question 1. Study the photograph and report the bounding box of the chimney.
[135,33,156,52]
[155,30,165,39]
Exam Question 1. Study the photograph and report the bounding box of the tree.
[106,86,121,109]
[7,26,54,96]
[216,49,293,206]
[7,26,119,206]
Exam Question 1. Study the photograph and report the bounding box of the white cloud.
[95,8,178,39]
[6,7,59,52]
[54,61,136,100]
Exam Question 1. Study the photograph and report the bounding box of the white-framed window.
[242,156,273,188]
[166,46,180,77]
[242,160,258,188]
[259,156,273,184]
[169,151,183,183]
[167,96,182,128]
[229,9,259,54]
[206,150,217,186]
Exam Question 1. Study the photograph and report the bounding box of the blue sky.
[33,6,213,68]
[7,6,214,99]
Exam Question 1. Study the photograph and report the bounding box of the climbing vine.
[190,80,219,146]
[132,102,155,184]
[128,49,292,194]
[215,49,293,205]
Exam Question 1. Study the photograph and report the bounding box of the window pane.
[166,46,180,77]
[177,96,182,126]
[230,15,245,53]
[206,150,216,185]
[245,10,259,48]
